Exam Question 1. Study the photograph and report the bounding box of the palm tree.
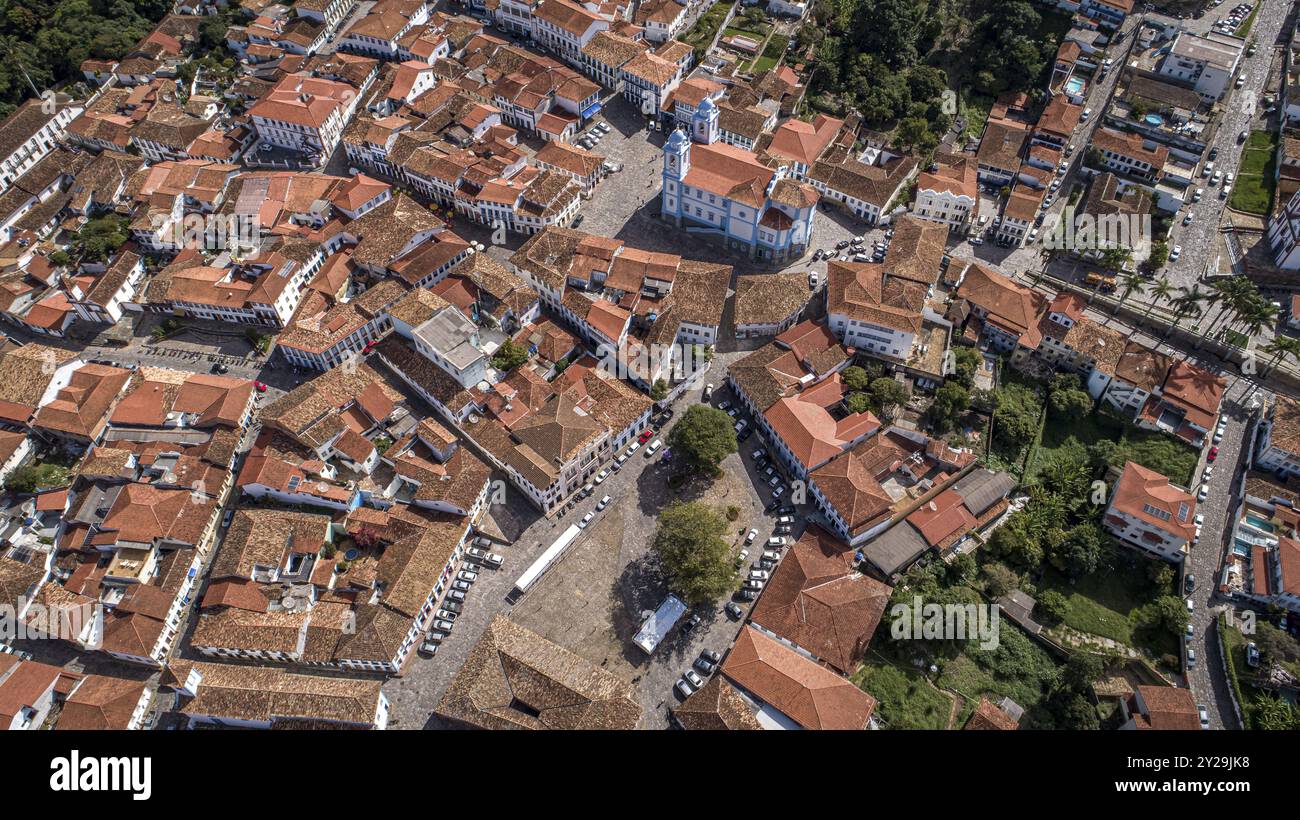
[1112,271,1146,317]
[1261,335,1300,378]
[1195,278,1247,349]
[1132,275,1174,337]
[1164,285,1205,340]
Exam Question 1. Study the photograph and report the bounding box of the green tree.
[841,365,870,391]
[1035,589,1068,623]
[490,339,530,371]
[924,381,970,433]
[1051,523,1106,578]
[650,378,669,401]
[666,404,738,476]
[651,502,739,605]
[75,214,130,262]
[868,376,909,412]
[844,391,872,414]
[950,345,981,387]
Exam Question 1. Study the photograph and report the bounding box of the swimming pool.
[1244,513,1275,532]
[1065,76,1086,96]
[1144,113,1165,127]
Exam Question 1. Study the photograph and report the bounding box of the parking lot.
[379,359,819,728]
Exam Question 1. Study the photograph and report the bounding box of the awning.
[581,102,602,119]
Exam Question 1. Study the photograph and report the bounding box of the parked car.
[481,553,504,568]
[808,271,819,289]
[447,588,467,602]
[433,619,455,632]
[1185,573,1196,594]
[700,648,722,665]
[457,569,477,583]
[681,612,702,634]
[644,439,663,457]
[1186,598,1195,614]
[638,429,655,443]
[766,536,786,548]
[703,383,714,400]
[579,512,595,528]
[744,579,765,590]
[436,608,458,621]
[749,569,770,581]
[1246,641,1260,667]
[1198,704,1210,729]
[739,588,759,601]
[1183,212,1195,225]
[762,550,781,562]
[744,528,758,545]
[1186,647,1197,669]
[1197,483,1209,501]
[694,656,717,675]
[675,678,696,698]
[1185,623,1194,641]
[597,494,612,511]
[1208,446,1219,462]
[725,601,744,619]
[1169,245,1181,262]
[418,635,440,656]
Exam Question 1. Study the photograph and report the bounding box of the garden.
[1229,129,1278,216]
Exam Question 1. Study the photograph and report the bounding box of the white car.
[808,271,819,289]
[749,569,770,581]
[597,494,612,511]
[1197,483,1209,501]
[1183,212,1195,225]
[1192,187,1203,202]
[744,528,758,545]
[644,439,663,457]
[1169,245,1181,262]
[579,512,594,528]
[457,569,478,583]
[1187,647,1197,668]
[1198,704,1210,729]
[1225,171,1235,184]
[1186,598,1195,614]
[481,552,504,568]
[703,383,714,401]
[1081,107,1092,121]
[1194,513,1205,526]
[594,469,610,484]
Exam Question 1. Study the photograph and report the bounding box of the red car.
[363,340,378,353]
[638,430,654,444]
[1207,446,1219,463]
[254,381,268,393]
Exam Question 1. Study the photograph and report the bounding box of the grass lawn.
[959,89,994,141]
[1029,408,1198,488]
[852,656,953,729]
[1037,561,1180,660]
[1223,328,1250,349]
[1230,130,1277,216]
[746,32,787,73]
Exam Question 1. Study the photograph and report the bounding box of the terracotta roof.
[749,527,892,673]
[671,676,762,730]
[56,675,149,730]
[1128,685,1199,730]
[964,697,1020,729]
[1109,461,1197,541]
[436,615,641,729]
[721,625,876,729]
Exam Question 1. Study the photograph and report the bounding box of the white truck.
[632,594,687,655]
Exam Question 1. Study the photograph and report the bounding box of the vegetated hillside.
[0,0,172,118]
[798,0,1069,149]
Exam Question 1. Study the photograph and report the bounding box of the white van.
[644,439,663,457]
